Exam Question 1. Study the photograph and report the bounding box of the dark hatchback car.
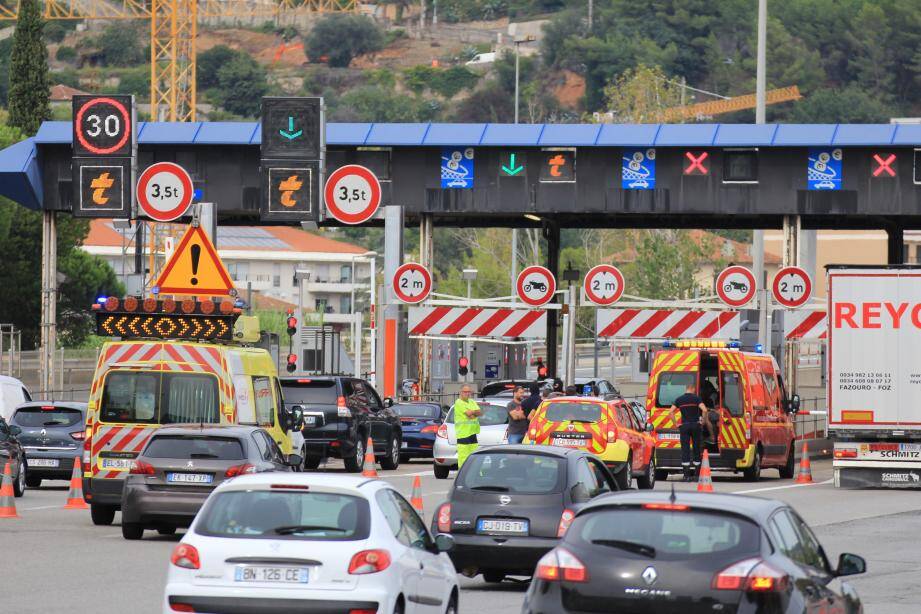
[121,425,300,540]
[394,401,446,461]
[280,376,402,473]
[0,417,26,497]
[433,445,619,583]
[523,491,866,614]
[10,402,86,487]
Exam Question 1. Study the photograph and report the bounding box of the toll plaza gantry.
[3,113,921,396]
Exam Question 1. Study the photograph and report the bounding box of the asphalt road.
[1,458,919,614]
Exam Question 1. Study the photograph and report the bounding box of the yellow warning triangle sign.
[154,225,234,296]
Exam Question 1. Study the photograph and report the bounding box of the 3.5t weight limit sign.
[72,95,133,157]
[324,165,381,225]
[772,266,812,308]
[583,264,625,306]
[137,162,193,222]
[392,262,432,304]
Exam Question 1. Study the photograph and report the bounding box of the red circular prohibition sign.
[583,264,625,306]
[324,165,382,225]
[516,265,556,306]
[392,262,432,304]
[772,266,812,309]
[716,265,757,308]
[136,162,194,222]
[75,97,131,155]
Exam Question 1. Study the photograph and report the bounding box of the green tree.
[8,0,50,136]
[55,46,76,62]
[332,85,439,122]
[791,85,891,123]
[94,24,145,67]
[600,65,684,122]
[624,230,707,300]
[210,55,269,117]
[304,14,384,68]
[197,45,239,90]
[847,4,895,101]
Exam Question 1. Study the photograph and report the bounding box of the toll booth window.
[100,372,160,423]
[723,150,758,183]
[721,372,744,417]
[656,372,696,407]
[253,376,275,427]
[162,374,219,424]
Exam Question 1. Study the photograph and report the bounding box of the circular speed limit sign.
[392,262,432,304]
[772,266,812,308]
[516,266,556,306]
[583,264,625,306]
[324,165,382,225]
[73,96,132,156]
[716,265,757,307]
[136,162,193,222]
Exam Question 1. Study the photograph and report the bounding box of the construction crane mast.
[0,0,357,121]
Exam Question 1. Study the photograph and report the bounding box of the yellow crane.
[0,0,357,121]
[660,85,802,122]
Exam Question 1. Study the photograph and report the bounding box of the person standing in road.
[506,386,529,444]
[523,383,542,421]
[669,384,710,482]
[454,385,482,468]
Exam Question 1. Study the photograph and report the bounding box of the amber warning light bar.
[92,297,240,341]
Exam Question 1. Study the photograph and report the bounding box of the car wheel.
[434,463,450,479]
[381,434,401,470]
[636,455,656,490]
[343,437,364,473]
[654,469,669,482]
[122,522,144,540]
[90,503,116,526]
[743,448,762,482]
[25,475,42,488]
[303,454,322,471]
[157,526,177,536]
[400,454,412,463]
[13,460,26,497]
[614,456,632,490]
[483,571,505,583]
[393,597,405,614]
[445,592,458,614]
[779,444,796,479]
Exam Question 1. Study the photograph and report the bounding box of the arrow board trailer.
[828,266,921,489]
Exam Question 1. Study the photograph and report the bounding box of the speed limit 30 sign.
[136,162,193,222]
[324,165,382,225]
[392,262,432,304]
[72,95,133,157]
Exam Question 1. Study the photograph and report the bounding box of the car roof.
[582,490,785,523]
[395,401,441,407]
[541,395,611,403]
[470,443,586,459]
[16,401,87,411]
[215,472,388,495]
[153,424,263,437]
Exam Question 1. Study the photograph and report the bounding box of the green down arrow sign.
[501,153,525,176]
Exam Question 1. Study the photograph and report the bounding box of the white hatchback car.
[432,403,509,479]
[162,473,459,614]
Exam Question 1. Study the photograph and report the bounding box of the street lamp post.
[513,35,536,125]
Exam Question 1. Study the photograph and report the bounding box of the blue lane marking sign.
[622,148,655,190]
[441,147,474,189]
[807,148,842,190]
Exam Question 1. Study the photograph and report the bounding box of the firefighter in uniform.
[669,384,711,481]
[454,384,482,468]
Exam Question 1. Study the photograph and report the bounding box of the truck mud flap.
[837,467,921,489]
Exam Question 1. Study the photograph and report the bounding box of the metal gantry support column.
[39,210,57,396]
[418,214,434,394]
[783,215,800,390]
[544,221,560,378]
[379,206,404,399]
[887,225,905,264]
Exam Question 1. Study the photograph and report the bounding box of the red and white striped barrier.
[784,310,827,340]
[408,307,546,339]
[596,309,740,339]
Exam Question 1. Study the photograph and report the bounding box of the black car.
[432,445,619,583]
[0,417,26,497]
[10,402,86,487]
[121,425,300,540]
[523,490,866,614]
[280,376,402,472]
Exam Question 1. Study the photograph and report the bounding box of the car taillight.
[535,548,588,583]
[337,396,352,418]
[529,428,538,440]
[225,463,255,477]
[713,558,788,592]
[70,431,85,441]
[744,412,752,439]
[130,460,155,475]
[83,436,91,473]
[421,425,439,433]
[436,424,448,439]
[348,549,391,574]
[557,509,575,537]
[606,426,618,443]
[642,503,690,511]
[170,543,201,569]
[169,604,196,613]
[834,448,858,459]
[436,503,451,532]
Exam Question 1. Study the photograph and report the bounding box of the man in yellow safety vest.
[454,384,482,468]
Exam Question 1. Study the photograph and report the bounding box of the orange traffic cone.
[410,475,424,517]
[361,436,379,478]
[0,461,19,518]
[63,457,90,510]
[795,440,814,484]
[697,450,714,492]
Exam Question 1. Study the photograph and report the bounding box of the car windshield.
[13,407,83,427]
[457,452,564,494]
[571,507,761,561]
[99,371,220,424]
[144,436,245,460]
[196,490,370,541]
[446,403,507,426]
[281,380,337,405]
[657,371,697,407]
[543,402,604,423]
[395,404,441,419]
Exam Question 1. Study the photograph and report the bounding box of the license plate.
[401,441,408,448]
[477,519,529,535]
[303,416,317,426]
[29,459,59,467]
[99,458,133,470]
[551,437,585,448]
[235,566,309,584]
[167,473,213,484]
[659,433,680,440]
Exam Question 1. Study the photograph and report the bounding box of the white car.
[432,403,508,479]
[162,473,459,614]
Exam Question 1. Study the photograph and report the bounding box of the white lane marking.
[735,478,832,494]
[19,505,62,511]
[423,490,448,496]
[391,470,437,477]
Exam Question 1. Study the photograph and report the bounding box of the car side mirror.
[790,394,801,413]
[8,425,21,436]
[291,405,305,429]
[384,397,394,408]
[835,553,866,577]
[645,422,654,432]
[286,454,303,468]
[434,533,455,553]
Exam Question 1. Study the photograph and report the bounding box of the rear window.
[281,380,338,405]
[99,371,219,424]
[657,371,696,407]
[446,403,507,426]
[457,452,563,494]
[13,407,82,427]
[196,490,370,541]
[144,436,245,460]
[480,382,524,397]
[395,404,441,419]
[571,507,761,561]
[543,402,603,423]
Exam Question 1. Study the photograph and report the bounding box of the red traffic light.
[458,356,469,376]
[287,316,297,336]
[286,353,297,373]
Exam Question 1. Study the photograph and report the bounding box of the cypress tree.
[8,0,50,136]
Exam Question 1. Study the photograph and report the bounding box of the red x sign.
[872,153,896,178]
[684,151,709,175]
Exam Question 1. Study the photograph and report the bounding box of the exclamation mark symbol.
[190,244,201,286]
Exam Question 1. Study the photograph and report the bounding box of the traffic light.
[535,358,548,380]
[286,353,297,373]
[286,310,297,336]
[458,356,469,377]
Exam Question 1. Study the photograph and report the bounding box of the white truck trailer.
[828,266,921,488]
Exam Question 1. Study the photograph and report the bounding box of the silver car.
[433,403,508,479]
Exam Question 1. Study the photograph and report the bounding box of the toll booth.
[299,325,354,375]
